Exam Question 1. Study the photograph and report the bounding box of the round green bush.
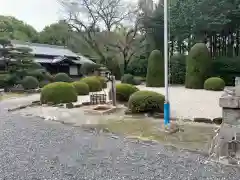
[80,76,102,92]
[21,76,39,90]
[40,82,77,104]
[94,76,107,88]
[128,90,165,113]
[133,76,142,85]
[28,69,52,81]
[204,77,225,91]
[72,81,90,95]
[54,73,72,82]
[121,74,135,85]
[185,43,211,89]
[116,83,139,102]
[39,80,50,88]
[146,50,164,87]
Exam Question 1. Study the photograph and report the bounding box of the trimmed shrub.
[80,76,102,92]
[116,83,139,102]
[95,76,107,88]
[128,90,165,113]
[21,76,39,90]
[212,56,240,86]
[204,77,225,91]
[133,76,142,85]
[54,73,72,82]
[72,81,90,95]
[146,50,164,87]
[185,43,211,89]
[40,82,77,104]
[170,54,186,84]
[28,69,52,81]
[39,80,50,88]
[121,74,135,85]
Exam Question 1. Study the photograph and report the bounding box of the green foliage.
[39,80,50,88]
[146,50,164,87]
[28,69,52,81]
[0,15,38,41]
[133,76,142,85]
[185,43,211,89]
[71,81,90,95]
[80,76,102,92]
[80,63,101,75]
[105,58,122,80]
[127,57,148,77]
[128,90,165,113]
[40,82,77,104]
[54,73,72,82]
[0,74,7,88]
[121,74,135,84]
[21,76,39,90]
[170,54,186,84]
[94,76,107,88]
[204,77,225,91]
[3,74,19,86]
[211,56,240,86]
[116,83,139,102]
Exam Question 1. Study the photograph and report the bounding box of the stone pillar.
[212,86,240,165]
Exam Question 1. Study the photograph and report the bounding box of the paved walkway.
[0,96,240,179]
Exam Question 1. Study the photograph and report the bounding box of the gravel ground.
[1,99,240,179]
[136,85,223,119]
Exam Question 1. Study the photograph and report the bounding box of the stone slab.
[222,108,240,125]
[219,96,240,108]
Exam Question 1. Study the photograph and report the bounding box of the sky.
[0,0,158,32]
[0,0,63,32]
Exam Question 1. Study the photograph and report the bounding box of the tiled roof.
[11,40,79,57]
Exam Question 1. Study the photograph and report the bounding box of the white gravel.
[136,85,224,120]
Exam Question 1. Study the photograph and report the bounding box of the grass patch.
[0,93,25,101]
[91,119,216,153]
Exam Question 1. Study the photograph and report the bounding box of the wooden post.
[111,75,117,106]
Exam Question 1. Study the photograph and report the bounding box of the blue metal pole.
[164,0,170,126]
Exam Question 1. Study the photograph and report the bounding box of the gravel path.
[0,99,240,179]
[137,85,223,120]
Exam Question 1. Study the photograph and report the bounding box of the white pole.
[164,0,170,125]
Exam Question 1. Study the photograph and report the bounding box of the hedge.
[21,76,39,90]
[40,82,77,104]
[54,73,72,82]
[116,83,139,102]
[80,76,102,92]
[185,43,211,89]
[72,81,90,95]
[146,50,164,87]
[204,77,225,91]
[128,90,165,113]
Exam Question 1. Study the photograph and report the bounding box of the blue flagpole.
[164,0,170,126]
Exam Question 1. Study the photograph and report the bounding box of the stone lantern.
[211,85,240,165]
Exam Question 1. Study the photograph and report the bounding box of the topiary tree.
[185,43,211,89]
[116,83,139,102]
[204,77,225,91]
[80,76,102,92]
[71,81,90,95]
[146,50,164,87]
[21,76,39,90]
[94,76,107,88]
[54,73,72,82]
[128,90,165,113]
[40,82,77,104]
